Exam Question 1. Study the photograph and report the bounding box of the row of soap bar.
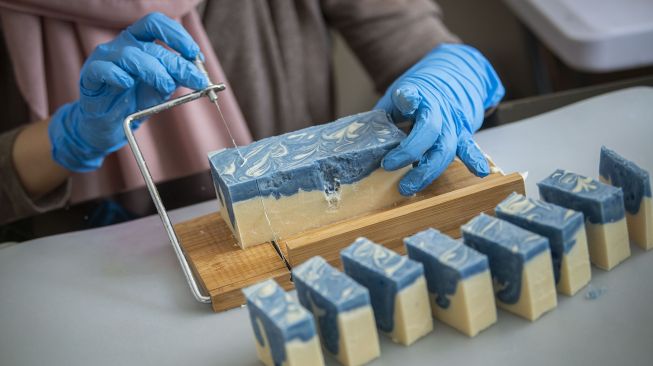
[240,184,631,365]
[241,146,651,366]
[242,191,595,366]
[537,147,652,272]
[243,238,433,366]
[243,217,563,366]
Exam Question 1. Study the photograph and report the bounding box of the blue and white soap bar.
[538,169,630,270]
[404,228,497,336]
[209,110,408,248]
[461,214,557,321]
[600,146,652,251]
[292,256,380,366]
[496,193,591,296]
[242,279,324,366]
[341,238,433,345]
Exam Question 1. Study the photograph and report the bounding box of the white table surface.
[2,87,653,366]
[504,0,653,72]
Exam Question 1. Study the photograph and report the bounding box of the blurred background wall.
[332,0,536,117]
[332,0,652,117]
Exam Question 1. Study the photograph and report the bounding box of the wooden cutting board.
[175,160,525,312]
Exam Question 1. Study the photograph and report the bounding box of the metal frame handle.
[123,83,226,304]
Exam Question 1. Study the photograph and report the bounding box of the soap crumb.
[323,178,342,210]
[585,284,608,300]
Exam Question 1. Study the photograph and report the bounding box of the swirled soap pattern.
[208,110,409,248]
[242,279,324,366]
[462,214,557,321]
[538,169,631,270]
[404,228,497,336]
[495,192,591,295]
[599,146,652,251]
[341,238,433,345]
[292,256,380,366]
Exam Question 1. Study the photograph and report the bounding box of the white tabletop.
[2,87,653,365]
[504,0,653,72]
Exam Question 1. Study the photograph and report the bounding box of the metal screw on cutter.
[123,57,225,304]
[193,56,219,103]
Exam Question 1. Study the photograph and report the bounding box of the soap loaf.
[242,279,324,366]
[404,228,497,336]
[292,256,380,366]
[600,146,652,250]
[340,238,433,345]
[538,169,630,270]
[462,214,557,321]
[209,110,408,248]
[495,193,591,296]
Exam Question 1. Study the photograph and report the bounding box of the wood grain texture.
[175,161,524,312]
[279,171,525,268]
[174,213,291,312]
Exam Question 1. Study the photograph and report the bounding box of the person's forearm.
[322,0,459,92]
[12,119,71,199]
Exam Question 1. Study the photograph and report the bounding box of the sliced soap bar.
[495,193,591,296]
[209,110,408,248]
[461,214,557,321]
[538,169,631,270]
[242,279,324,366]
[292,256,380,366]
[340,238,433,345]
[404,228,497,337]
[600,146,652,250]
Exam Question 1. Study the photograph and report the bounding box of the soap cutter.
[123,59,226,304]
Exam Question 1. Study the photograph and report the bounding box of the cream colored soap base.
[585,217,631,270]
[284,337,324,366]
[497,250,557,321]
[431,270,497,337]
[222,167,411,248]
[599,176,652,251]
[557,227,592,296]
[335,306,380,366]
[389,276,433,345]
[626,197,653,251]
[254,319,325,366]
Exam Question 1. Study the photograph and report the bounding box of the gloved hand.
[48,12,208,172]
[375,44,505,196]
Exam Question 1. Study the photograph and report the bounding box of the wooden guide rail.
[175,161,525,312]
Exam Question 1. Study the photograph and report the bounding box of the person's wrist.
[48,102,106,172]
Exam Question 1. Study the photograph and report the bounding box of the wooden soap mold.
[175,160,525,313]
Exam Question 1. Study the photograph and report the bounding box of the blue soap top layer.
[293,256,370,311]
[461,214,550,261]
[496,193,583,251]
[209,110,405,204]
[341,237,424,333]
[404,228,488,309]
[599,146,651,215]
[404,228,488,279]
[341,238,424,290]
[243,279,316,365]
[292,256,370,356]
[461,214,550,305]
[496,193,584,284]
[537,169,625,224]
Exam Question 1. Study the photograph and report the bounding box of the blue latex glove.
[375,44,505,196]
[48,12,208,172]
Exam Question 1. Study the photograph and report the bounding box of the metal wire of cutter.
[123,57,225,304]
